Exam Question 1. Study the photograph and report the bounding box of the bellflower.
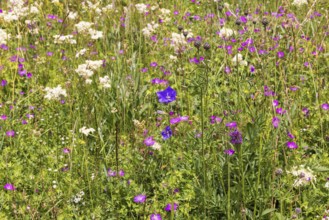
[156,87,177,104]
[161,126,172,140]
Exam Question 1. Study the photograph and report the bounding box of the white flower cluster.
[292,0,308,6]
[232,53,248,66]
[142,22,159,37]
[75,48,88,58]
[53,35,76,44]
[0,29,11,44]
[288,165,316,187]
[0,0,39,22]
[71,191,85,204]
[171,32,188,51]
[44,85,67,100]
[99,76,111,89]
[79,127,95,136]
[218,27,235,38]
[151,142,161,150]
[159,8,171,23]
[74,21,103,39]
[75,60,103,83]
[135,3,148,14]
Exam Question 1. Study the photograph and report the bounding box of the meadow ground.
[1,0,329,219]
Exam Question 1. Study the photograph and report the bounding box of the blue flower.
[161,126,172,140]
[156,86,177,104]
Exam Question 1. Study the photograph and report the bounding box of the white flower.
[151,142,161,150]
[89,29,103,39]
[325,181,329,189]
[135,3,148,13]
[0,29,11,44]
[44,85,67,100]
[53,35,76,44]
[292,0,308,6]
[68,11,78,20]
[75,48,88,58]
[171,32,187,51]
[75,64,94,78]
[79,126,95,136]
[75,21,93,33]
[169,55,178,62]
[85,60,103,70]
[218,27,235,38]
[99,76,111,88]
[232,53,247,66]
[288,165,316,187]
[142,22,159,37]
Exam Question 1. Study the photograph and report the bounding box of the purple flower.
[119,170,125,177]
[264,85,275,96]
[189,56,204,64]
[150,62,158,67]
[0,114,7,120]
[150,214,162,220]
[4,183,15,191]
[277,51,284,58]
[144,136,155,146]
[276,108,286,115]
[224,149,235,155]
[156,86,177,104]
[302,107,309,117]
[161,126,172,140]
[225,121,237,129]
[164,203,178,212]
[272,117,280,128]
[63,148,70,154]
[250,65,255,73]
[286,141,298,149]
[107,169,117,177]
[272,100,279,107]
[229,130,243,145]
[133,194,146,203]
[1,80,7,86]
[287,132,295,139]
[6,130,15,137]
[321,103,329,110]
[210,116,222,124]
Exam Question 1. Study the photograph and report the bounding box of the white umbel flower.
[44,85,67,100]
[0,29,11,44]
[218,27,235,38]
[232,53,247,66]
[292,0,308,6]
[79,126,95,136]
[288,165,316,187]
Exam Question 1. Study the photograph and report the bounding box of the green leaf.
[261,208,276,216]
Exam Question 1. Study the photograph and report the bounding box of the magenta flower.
[4,183,15,191]
[321,103,329,110]
[107,169,117,177]
[6,130,15,137]
[225,121,237,129]
[272,100,279,107]
[150,213,162,220]
[63,148,70,154]
[133,194,147,203]
[272,117,280,128]
[144,137,155,146]
[277,51,284,58]
[0,114,7,120]
[210,116,222,124]
[164,203,178,212]
[286,141,298,149]
[224,149,235,155]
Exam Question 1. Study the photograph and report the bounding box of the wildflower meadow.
[1,0,329,219]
